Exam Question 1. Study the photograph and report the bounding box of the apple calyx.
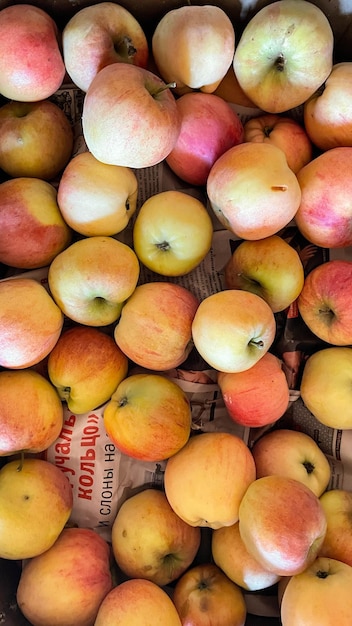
[114,35,137,62]
[117,396,128,408]
[316,569,329,579]
[318,305,335,323]
[274,53,286,73]
[156,241,171,252]
[303,460,315,475]
[263,125,274,138]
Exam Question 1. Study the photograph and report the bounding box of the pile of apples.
[1,1,352,625]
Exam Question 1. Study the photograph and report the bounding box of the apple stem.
[16,451,25,472]
[149,82,177,97]
[271,185,288,191]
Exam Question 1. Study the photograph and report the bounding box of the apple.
[111,488,201,586]
[191,289,276,373]
[223,234,305,313]
[0,457,73,560]
[0,369,63,456]
[213,66,258,109]
[206,143,301,240]
[94,578,182,626]
[165,92,244,186]
[297,260,352,346]
[57,151,138,237]
[0,4,65,101]
[0,277,64,369]
[0,99,73,181]
[212,521,281,592]
[62,1,149,92]
[152,5,235,95]
[164,431,256,529]
[16,527,113,626]
[280,557,352,626]
[132,190,213,276]
[47,325,129,415]
[304,62,352,151]
[0,177,72,270]
[233,0,334,114]
[319,489,352,566]
[114,281,199,370]
[82,63,181,169]
[172,562,247,626]
[217,352,290,428]
[48,236,140,327]
[295,147,352,248]
[238,475,327,577]
[251,428,331,497]
[103,372,191,462]
[243,113,313,173]
[300,346,352,429]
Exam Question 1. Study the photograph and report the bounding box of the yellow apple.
[172,562,247,626]
[114,281,199,370]
[63,1,149,92]
[251,429,331,497]
[164,431,256,529]
[191,289,276,373]
[111,488,201,586]
[207,143,301,240]
[94,578,182,626]
[0,369,63,456]
[233,0,334,114]
[47,325,128,414]
[213,66,258,109]
[212,521,281,592]
[280,557,352,626]
[133,190,213,276]
[103,373,191,461]
[48,236,140,327]
[152,5,235,95]
[319,489,352,566]
[238,475,327,576]
[224,235,305,313]
[0,277,64,369]
[57,151,138,237]
[0,457,73,560]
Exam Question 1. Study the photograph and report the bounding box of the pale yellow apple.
[207,143,301,240]
[16,527,113,626]
[133,190,213,276]
[191,289,276,373]
[114,281,199,370]
[94,578,182,626]
[111,488,201,586]
[0,457,73,560]
[251,429,331,497]
[103,373,191,461]
[212,521,281,591]
[48,236,140,327]
[173,562,247,626]
[238,475,327,576]
[164,431,256,529]
[152,5,235,95]
[0,369,63,456]
[280,557,352,626]
[0,277,64,369]
[224,235,305,313]
[300,347,352,429]
[233,0,334,113]
[63,1,149,92]
[47,325,128,414]
[319,489,352,566]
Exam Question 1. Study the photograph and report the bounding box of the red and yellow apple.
[111,488,201,586]
[319,488,352,566]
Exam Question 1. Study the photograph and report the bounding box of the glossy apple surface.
[251,428,331,497]
[111,488,201,586]
[319,489,352,566]
[48,236,140,327]
[17,527,113,626]
[207,143,301,240]
[233,0,333,113]
[191,289,276,373]
[82,63,181,168]
[63,1,149,92]
[133,190,213,276]
[164,431,256,529]
[238,475,327,576]
[103,373,191,461]
[48,325,128,414]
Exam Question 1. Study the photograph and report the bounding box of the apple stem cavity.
[248,338,265,349]
[117,396,128,408]
[115,35,137,62]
